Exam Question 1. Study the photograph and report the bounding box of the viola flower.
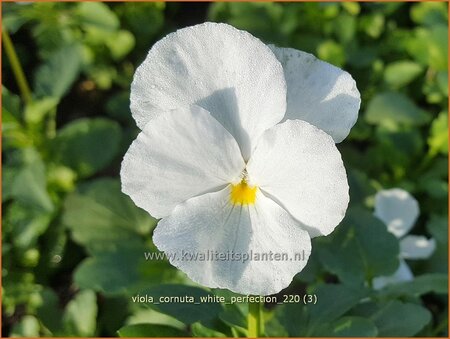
[121,23,360,295]
[373,188,436,289]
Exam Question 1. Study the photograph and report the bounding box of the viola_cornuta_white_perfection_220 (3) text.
[120,22,361,296]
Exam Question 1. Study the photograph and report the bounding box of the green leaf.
[317,40,345,67]
[87,65,117,90]
[411,2,448,26]
[437,71,448,97]
[384,61,423,88]
[62,290,98,337]
[24,97,59,125]
[125,308,185,330]
[116,2,165,53]
[2,86,21,119]
[74,247,177,295]
[97,297,130,336]
[407,25,448,71]
[75,248,150,295]
[314,316,378,337]
[2,88,28,150]
[428,111,448,156]
[317,208,399,286]
[51,118,122,178]
[428,22,448,72]
[347,169,376,205]
[379,274,448,297]
[308,284,368,331]
[274,302,308,336]
[347,46,378,68]
[370,300,432,336]
[35,288,63,335]
[191,322,227,337]
[365,92,430,128]
[9,148,54,212]
[427,214,448,244]
[6,202,53,249]
[218,304,248,336]
[2,3,30,34]
[76,2,119,31]
[361,13,385,38]
[295,247,323,284]
[141,284,223,324]
[341,2,360,15]
[2,167,15,202]
[34,44,82,98]
[208,3,286,43]
[106,91,132,123]
[67,179,173,294]
[334,14,356,44]
[106,30,135,60]
[2,271,41,317]
[118,324,187,337]
[47,165,77,193]
[368,128,423,173]
[275,283,368,336]
[264,315,289,337]
[10,315,40,337]
[63,178,156,254]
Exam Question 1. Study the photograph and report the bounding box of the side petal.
[374,188,419,238]
[373,259,414,290]
[246,119,349,237]
[269,46,360,143]
[120,105,245,219]
[400,235,436,259]
[153,188,311,296]
[131,22,287,160]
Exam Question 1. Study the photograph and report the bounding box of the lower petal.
[246,119,349,237]
[374,188,419,238]
[153,187,311,295]
[400,235,436,259]
[373,259,414,290]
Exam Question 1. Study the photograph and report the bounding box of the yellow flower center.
[230,180,257,205]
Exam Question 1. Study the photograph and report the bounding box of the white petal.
[246,119,349,238]
[269,46,360,143]
[120,105,245,219]
[400,235,436,259]
[373,259,414,290]
[374,188,419,238]
[153,188,311,295]
[131,22,287,160]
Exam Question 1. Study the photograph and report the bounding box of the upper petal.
[246,119,349,238]
[269,46,360,143]
[131,22,287,160]
[120,105,245,219]
[374,188,419,238]
[400,235,436,259]
[153,187,311,295]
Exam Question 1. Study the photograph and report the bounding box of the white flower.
[373,188,436,289]
[121,22,360,295]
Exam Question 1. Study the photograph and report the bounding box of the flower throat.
[230,180,257,205]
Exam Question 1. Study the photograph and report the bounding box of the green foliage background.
[2,2,448,337]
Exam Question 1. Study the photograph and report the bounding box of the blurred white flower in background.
[121,22,360,295]
[373,188,436,289]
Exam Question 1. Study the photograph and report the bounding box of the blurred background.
[2,2,448,337]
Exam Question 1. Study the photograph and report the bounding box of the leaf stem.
[2,29,32,104]
[248,301,264,337]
